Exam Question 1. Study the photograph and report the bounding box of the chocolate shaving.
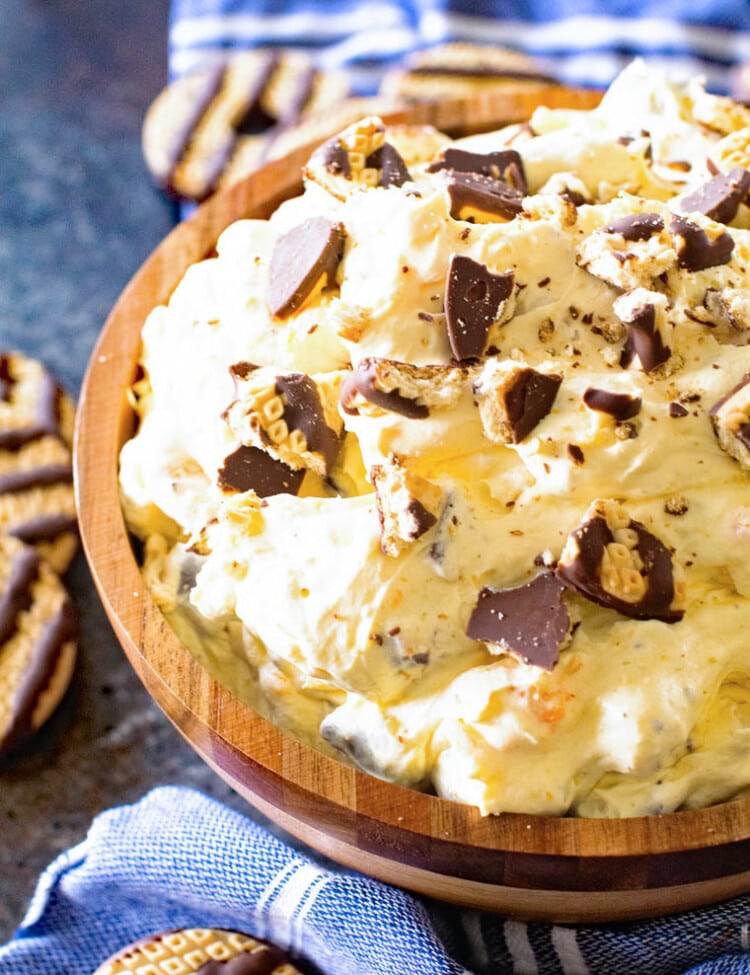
[669,214,734,272]
[678,167,750,225]
[556,506,683,622]
[275,373,341,470]
[444,170,524,222]
[268,216,346,318]
[217,445,305,497]
[604,212,664,241]
[467,572,570,670]
[583,387,642,420]
[366,142,412,187]
[339,360,430,419]
[617,302,670,373]
[444,255,514,360]
[427,148,527,193]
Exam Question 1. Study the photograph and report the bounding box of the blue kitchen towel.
[0,785,749,975]
[169,0,750,94]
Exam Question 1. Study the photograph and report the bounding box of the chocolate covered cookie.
[0,535,77,757]
[0,351,78,574]
[141,49,352,202]
[93,927,307,975]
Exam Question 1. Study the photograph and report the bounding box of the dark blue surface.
[0,0,250,941]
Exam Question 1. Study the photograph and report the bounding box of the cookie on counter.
[0,535,77,758]
[141,48,352,202]
[0,350,79,574]
[93,927,308,974]
[379,41,559,101]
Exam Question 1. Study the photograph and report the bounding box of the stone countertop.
[0,0,254,941]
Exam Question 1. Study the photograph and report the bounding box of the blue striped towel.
[169,0,750,94]
[0,786,749,974]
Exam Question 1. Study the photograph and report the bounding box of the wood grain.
[74,87,750,921]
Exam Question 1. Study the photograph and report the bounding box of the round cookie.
[0,351,78,574]
[379,41,559,101]
[0,535,77,758]
[142,49,352,202]
[93,927,308,975]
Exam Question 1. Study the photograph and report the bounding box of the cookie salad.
[120,60,750,818]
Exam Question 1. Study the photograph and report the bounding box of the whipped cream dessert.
[120,60,750,817]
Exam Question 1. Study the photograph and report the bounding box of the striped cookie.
[93,927,307,975]
[379,42,559,101]
[0,535,77,757]
[142,49,352,202]
[0,351,78,574]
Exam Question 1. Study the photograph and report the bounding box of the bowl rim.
[73,93,750,918]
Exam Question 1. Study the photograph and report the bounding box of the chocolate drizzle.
[0,462,73,496]
[0,365,61,451]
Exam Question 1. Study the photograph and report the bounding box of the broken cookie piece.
[669,214,735,272]
[709,373,750,471]
[371,455,442,556]
[467,571,571,670]
[304,116,412,199]
[556,499,685,622]
[444,254,515,360]
[576,211,676,290]
[224,363,344,476]
[340,357,467,418]
[676,167,750,225]
[473,358,562,444]
[268,216,346,318]
[614,288,671,374]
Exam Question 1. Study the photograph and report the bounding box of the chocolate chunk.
[313,136,352,177]
[275,373,341,470]
[474,361,562,444]
[268,216,346,318]
[556,502,684,622]
[604,212,664,241]
[669,401,689,418]
[679,167,750,225]
[583,387,642,420]
[444,170,524,222]
[366,142,412,187]
[709,372,750,467]
[428,148,527,193]
[617,302,670,373]
[217,445,304,497]
[669,214,734,272]
[467,571,570,670]
[444,255,514,360]
[340,359,430,418]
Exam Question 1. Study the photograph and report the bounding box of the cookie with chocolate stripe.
[0,351,78,573]
[92,927,307,975]
[0,535,77,758]
[141,49,352,202]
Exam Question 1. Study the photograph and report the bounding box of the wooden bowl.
[74,87,750,923]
